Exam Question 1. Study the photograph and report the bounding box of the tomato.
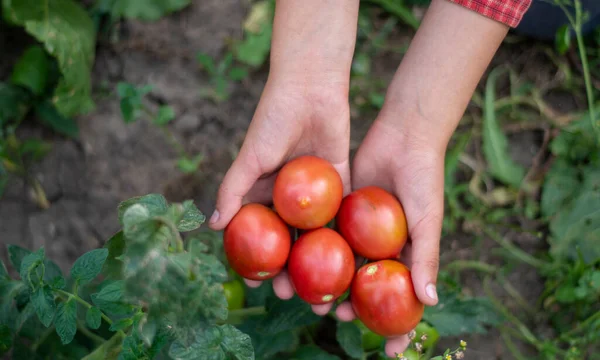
[415,321,440,349]
[223,279,245,310]
[336,186,408,260]
[353,319,385,350]
[287,228,355,304]
[224,203,291,280]
[273,155,343,229]
[350,260,424,337]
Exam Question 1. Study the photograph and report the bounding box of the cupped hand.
[335,118,446,358]
[208,78,352,314]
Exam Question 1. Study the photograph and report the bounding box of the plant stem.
[77,320,106,345]
[560,310,600,341]
[56,289,122,335]
[30,326,54,352]
[483,227,548,269]
[501,330,529,360]
[445,260,497,274]
[156,216,184,252]
[30,177,50,209]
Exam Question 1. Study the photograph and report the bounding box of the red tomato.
[350,260,424,337]
[273,155,343,229]
[336,186,408,260]
[287,228,355,304]
[223,203,291,280]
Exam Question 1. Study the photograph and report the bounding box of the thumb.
[209,148,262,230]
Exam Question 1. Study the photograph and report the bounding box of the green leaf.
[71,248,109,285]
[540,158,579,218]
[363,0,420,30]
[102,231,126,280]
[234,25,272,67]
[10,45,51,96]
[91,280,135,316]
[291,345,342,360]
[19,247,45,286]
[9,0,97,117]
[177,153,203,174]
[0,324,11,356]
[444,132,471,190]
[0,261,8,281]
[0,82,31,126]
[55,299,77,344]
[257,296,321,334]
[482,67,526,188]
[81,332,126,360]
[117,193,168,224]
[7,244,32,271]
[555,24,571,55]
[86,307,102,330]
[34,101,79,138]
[423,288,501,336]
[109,0,191,21]
[109,318,133,332]
[153,105,175,126]
[168,324,254,360]
[197,53,216,75]
[118,333,147,360]
[176,200,206,232]
[116,82,153,123]
[351,53,371,77]
[31,285,56,327]
[336,321,364,359]
[228,67,248,81]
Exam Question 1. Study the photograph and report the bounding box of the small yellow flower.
[445,355,452,360]
[460,340,467,349]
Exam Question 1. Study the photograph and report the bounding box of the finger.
[209,148,262,230]
[312,302,334,316]
[384,336,411,358]
[335,301,356,321]
[244,279,262,288]
[242,172,278,205]
[329,158,352,196]
[272,271,295,300]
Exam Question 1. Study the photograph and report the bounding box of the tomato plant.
[287,227,355,304]
[272,155,343,229]
[353,319,386,350]
[336,186,408,260]
[223,279,245,310]
[224,203,291,280]
[351,259,424,337]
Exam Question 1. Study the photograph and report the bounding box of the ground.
[0,1,581,359]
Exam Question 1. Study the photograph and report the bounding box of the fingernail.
[426,283,438,301]
[209,210,220,224]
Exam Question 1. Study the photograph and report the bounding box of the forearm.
[268,0,360,88]
[379,0,509,150]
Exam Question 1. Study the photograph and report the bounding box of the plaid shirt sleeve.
[447,0,532,28]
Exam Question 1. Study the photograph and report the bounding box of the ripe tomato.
[350,260,424,337]
[353,319,385,350]
[336,186,408,260]
[287,228,355,304]
[224,203,291,280]
[223,279,245,310]
[273,155,343,229]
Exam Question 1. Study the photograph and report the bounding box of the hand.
[334,118,445,357]
[208,77,352,314]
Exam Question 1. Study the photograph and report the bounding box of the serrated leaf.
[168,324,253,360]
[19,247,45,288]
[291,345,341,360]
[34,101,79,138]
[118,194,168,224]
[423,289,501,336]
[109,0,191,21]
[31,285,56,327]
[234,25,272,68]
[482,68,526,188]
[10,45,51,96]
[0,324,11,356]
[55,299,77,344]
[257,296,321,334]
[7,244,32,271]
[110,318,133,332]
[540,159,579,218]
[71,248,109,285]
[44,258,64,286]
[336,321,363,359]
[91,280,135,316]
[86,307,102,329]
[118,333,147,360]
[9,0,96,117]
[116,82,152,123]
[121,204,162,243]
[102,231,126,280]
[153,105,175,126]
[177,200,206,232]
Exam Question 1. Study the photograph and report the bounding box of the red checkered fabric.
[447,0,533,28]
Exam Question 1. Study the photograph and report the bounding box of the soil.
[0,1,582,359]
